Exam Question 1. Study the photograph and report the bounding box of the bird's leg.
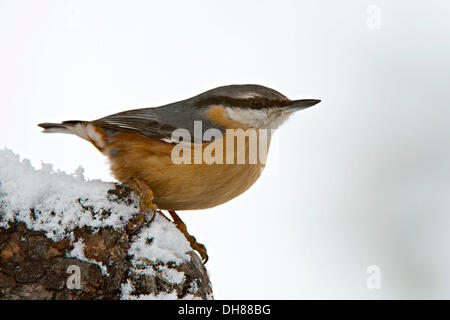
[168,210,208,264]
[126,177,158,232]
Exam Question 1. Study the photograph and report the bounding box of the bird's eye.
[250,98,264,108]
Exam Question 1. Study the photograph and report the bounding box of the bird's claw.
[189,235,209,265]
[126,178,158,234]
[167,210,209,264]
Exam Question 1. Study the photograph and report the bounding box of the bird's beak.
[282,99,321,113]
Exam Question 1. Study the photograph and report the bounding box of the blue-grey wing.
[93,108,177,141]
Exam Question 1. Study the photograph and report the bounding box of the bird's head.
[193,84,321,130]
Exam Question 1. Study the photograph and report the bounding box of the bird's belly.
[106,133,267,210]
[151,162,263,210]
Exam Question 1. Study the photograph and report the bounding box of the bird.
[38,84,320,263]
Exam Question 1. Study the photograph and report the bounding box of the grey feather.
[93,107,177,141]
[92,100,223,143]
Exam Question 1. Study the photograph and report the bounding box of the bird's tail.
[38,120,86,135]
[38,120,106,152]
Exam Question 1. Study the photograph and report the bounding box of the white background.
[1,0,450,299]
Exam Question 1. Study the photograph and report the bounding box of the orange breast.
[102,131,268,210]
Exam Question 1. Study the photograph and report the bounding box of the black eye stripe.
[194,96,288,109]
[250,98,264,108]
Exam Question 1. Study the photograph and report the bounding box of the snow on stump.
[0,149,212,300]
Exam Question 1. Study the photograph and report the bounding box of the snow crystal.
[128,213,191,265]
[0,149,137,240]
[120,280,135,299]
[68,238,109,276]
[120,280,200,300]
[158,265,186,285]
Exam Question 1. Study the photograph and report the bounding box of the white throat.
[224,107,292,130]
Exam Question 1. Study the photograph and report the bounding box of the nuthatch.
[39,84,320,263]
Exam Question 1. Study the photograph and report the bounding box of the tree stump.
[0,149,212,300]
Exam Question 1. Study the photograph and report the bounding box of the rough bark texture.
[0,184,212,300]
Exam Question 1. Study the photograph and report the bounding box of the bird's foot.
[126,177,158,234]
[168,210,209,264]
